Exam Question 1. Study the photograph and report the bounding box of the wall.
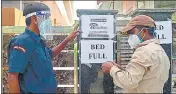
[63,1,74,25]
[144,1,154,9]
[42,1,74,26]
[2,1,40,11]
[98,1,123,14]
[98,1,111,9]
[2,8,25,26]
[14,8,25,26]
[137,1,154,9]
[2,1,74,26]
[42,1,67,26]
[2,1,21,10]
[2,8,15,26]
[154,1,176,8]
[123,1,137,14]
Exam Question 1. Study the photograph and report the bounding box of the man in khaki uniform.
[101,15,170,93]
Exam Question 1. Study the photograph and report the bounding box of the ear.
[31,16,37,25]
[142,28,148,36]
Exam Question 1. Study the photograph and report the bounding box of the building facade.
[2,1,74,26]
[97,1,176,15]
[97,1,123,14]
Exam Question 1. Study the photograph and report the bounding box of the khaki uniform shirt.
[110,39,170,93]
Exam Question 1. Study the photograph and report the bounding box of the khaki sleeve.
[110,47,152,89]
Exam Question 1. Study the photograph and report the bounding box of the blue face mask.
[38,19,53,40]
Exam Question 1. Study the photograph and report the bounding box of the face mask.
[38,19,53,40]
[25,11,53,40]
[128,34,141,49]
[128,28,145,49]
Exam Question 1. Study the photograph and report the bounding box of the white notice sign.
[80,40,114,63]
[81,15,114,38]
[155,21,172,44]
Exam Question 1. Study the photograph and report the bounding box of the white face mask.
[128,28,146,49]
[128,34,141,49]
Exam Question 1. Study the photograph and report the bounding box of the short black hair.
[23,2,50,26]
[136,26,156,37]
[25,17,31,26]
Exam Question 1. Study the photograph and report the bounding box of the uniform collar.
[137,39,160,48]
[25,28,41,43]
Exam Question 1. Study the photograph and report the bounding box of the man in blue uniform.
[7,2,79,93]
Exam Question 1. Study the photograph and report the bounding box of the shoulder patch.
[13,46,26,53]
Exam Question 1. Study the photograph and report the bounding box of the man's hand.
[101,61,115,73]
[66,24,79,41]
[52,24,79,57]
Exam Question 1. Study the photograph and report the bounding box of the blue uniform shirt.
[8,28,57,93]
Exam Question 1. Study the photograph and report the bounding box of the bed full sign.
[80,40,113,63]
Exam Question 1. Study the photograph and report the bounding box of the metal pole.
[74,43,78,93]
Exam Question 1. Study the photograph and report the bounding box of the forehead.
[127,28,136,34]
[127,27,141,35]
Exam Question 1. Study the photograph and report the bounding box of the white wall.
[2,1,41,11]
[2,1,21,10]
[98,1,123,14]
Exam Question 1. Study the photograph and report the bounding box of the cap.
[23,2,50,16]
[120,15,156,34]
